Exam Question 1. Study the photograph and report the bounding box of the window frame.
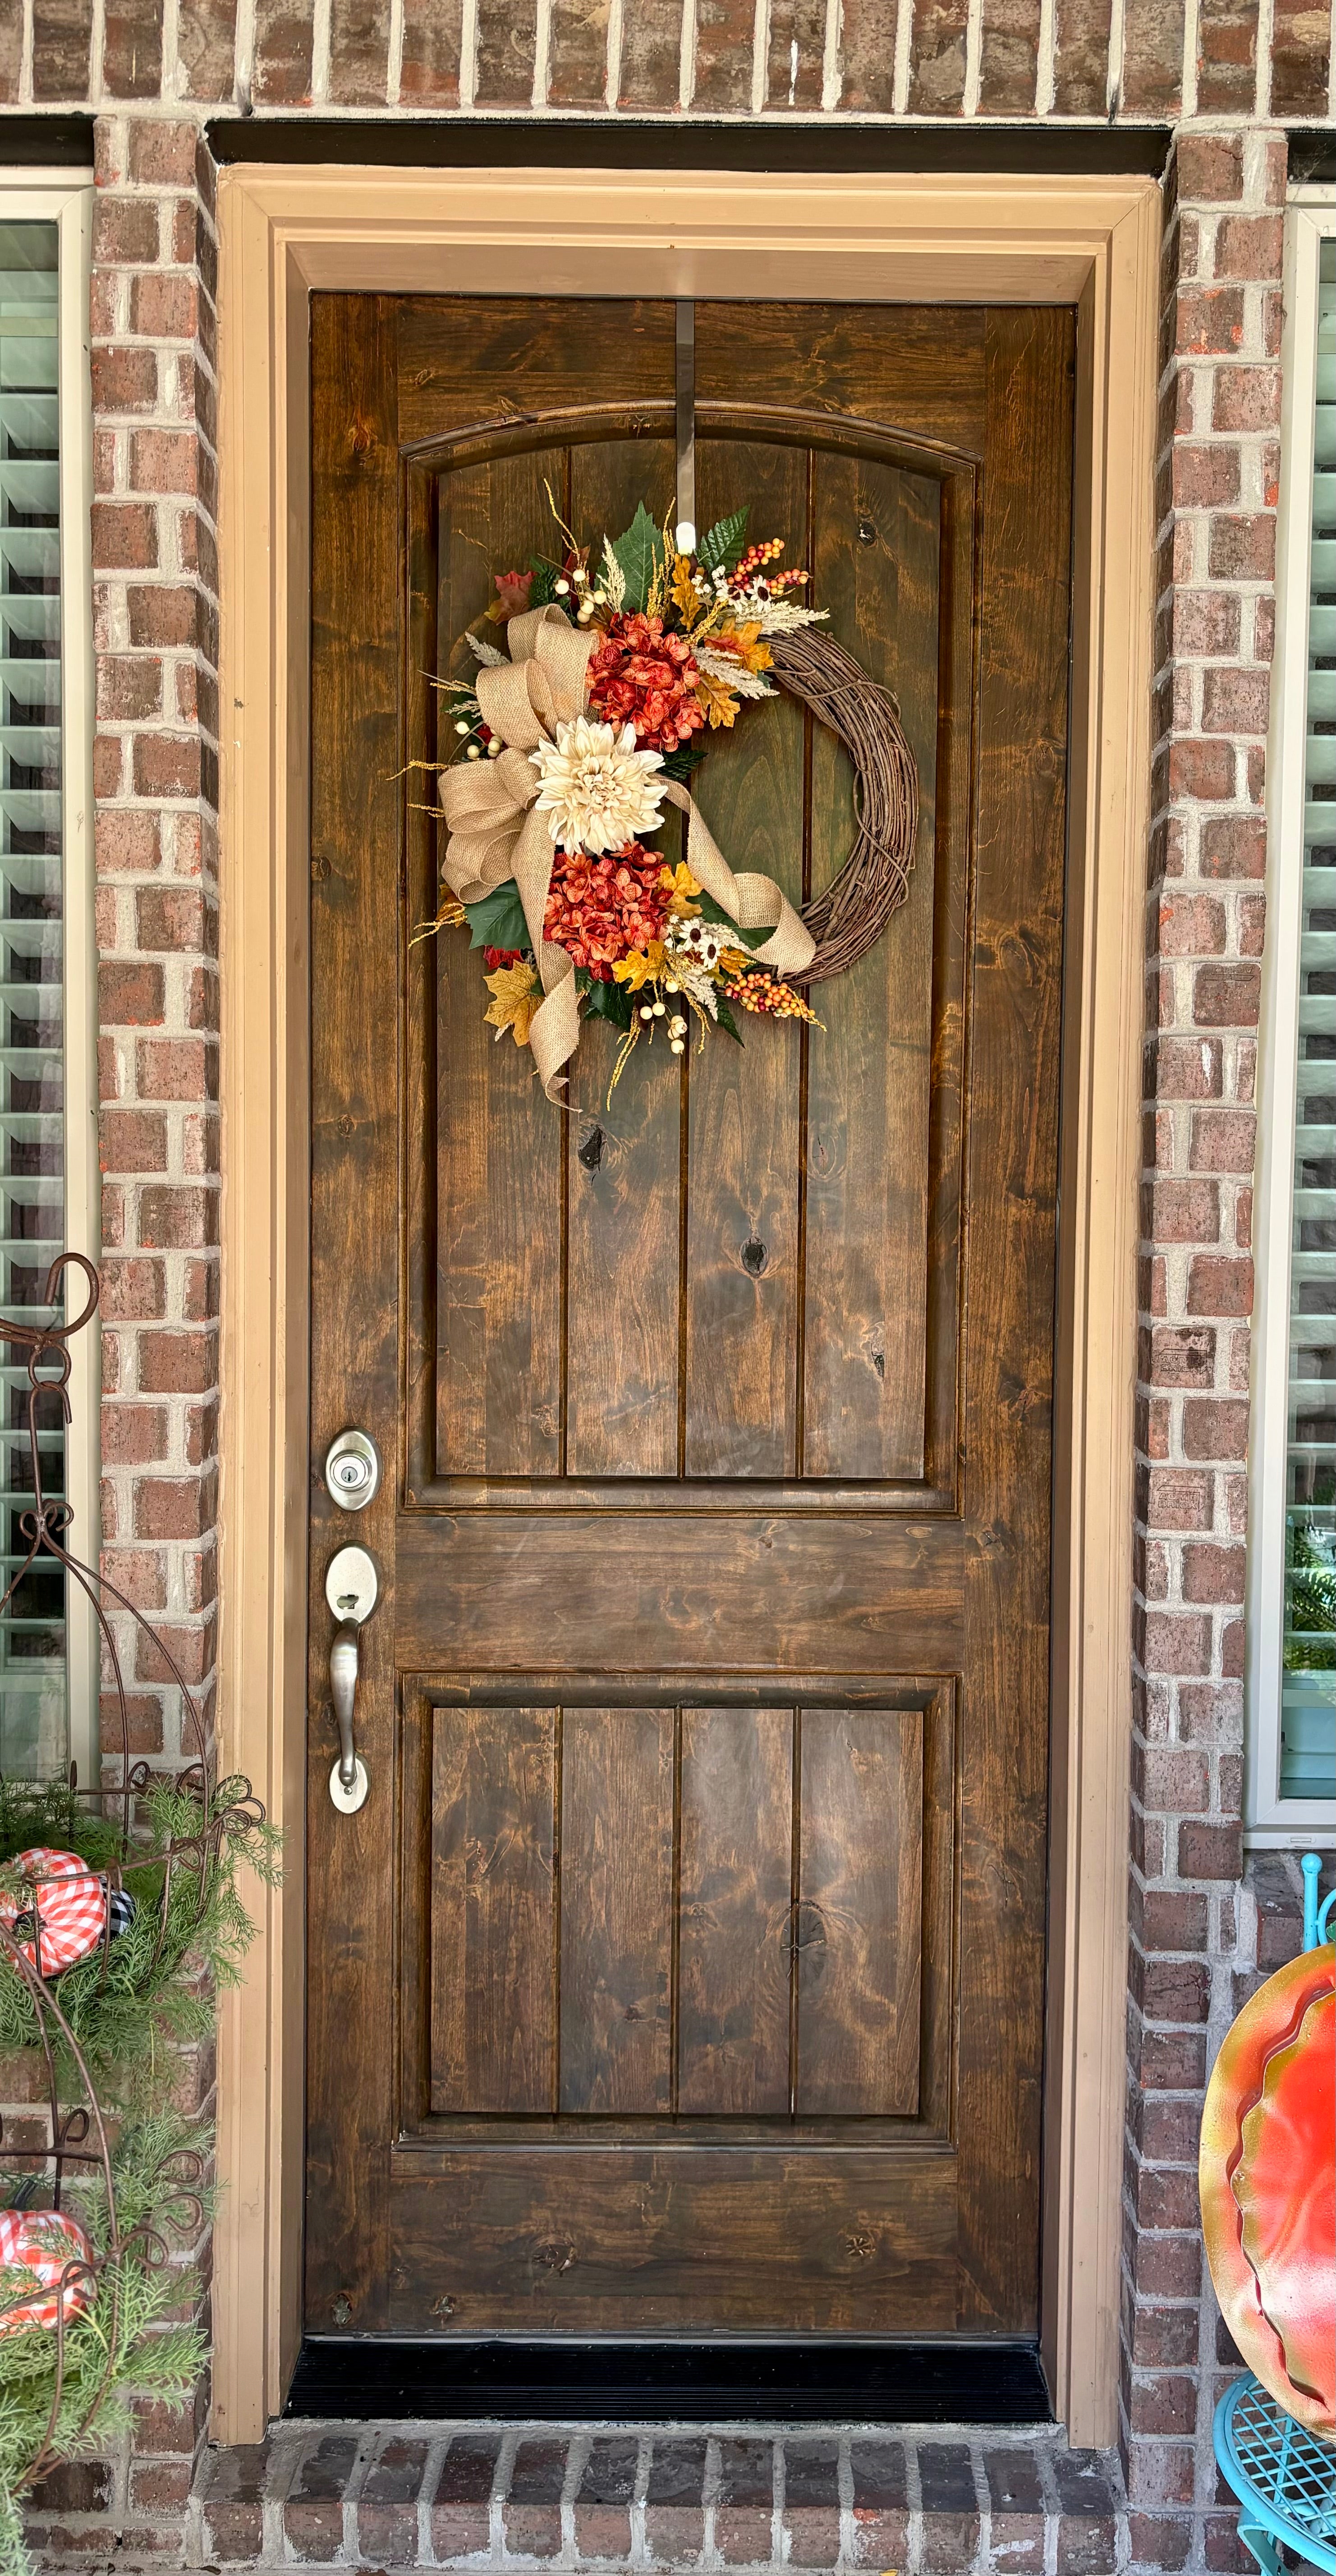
[1248,188,1336,1846]
[0,170,99,1788]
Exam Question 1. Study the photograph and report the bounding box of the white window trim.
[1249,187,1336,1847]
[0,171,99,1788]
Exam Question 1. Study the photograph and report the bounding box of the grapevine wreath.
[422,496,918,1099]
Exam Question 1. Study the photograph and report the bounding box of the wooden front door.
[305,294,1073,2365]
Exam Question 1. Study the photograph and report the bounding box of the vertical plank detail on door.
[559,1707,675,2111]
[683,440,808,1479]
[564,438,684,1479]
[436,451,564,1477]
[794,1708,924,2115]
[430,1706,556,2113]
[677,1705,794,2112]
[803,455,941,1481]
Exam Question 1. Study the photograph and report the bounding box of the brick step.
[26,2421,1126,2573]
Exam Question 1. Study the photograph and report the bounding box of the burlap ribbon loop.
[437,607,815,1095]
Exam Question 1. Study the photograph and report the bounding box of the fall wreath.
[422,497,918,1098]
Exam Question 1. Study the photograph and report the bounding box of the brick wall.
[1124,124,1285,2576]
[2,0,1334,115]
[2,0,1333,2567]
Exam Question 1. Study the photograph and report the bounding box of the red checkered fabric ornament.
[0,2208,95,2337]
[0,1847,110,1976]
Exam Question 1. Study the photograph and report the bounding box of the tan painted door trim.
[214,165,1159,2447]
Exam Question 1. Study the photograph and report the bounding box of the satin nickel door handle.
[324,1543,377,1813]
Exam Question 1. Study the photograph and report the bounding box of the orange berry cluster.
[735,539,785,577]
[722,969,819,1022]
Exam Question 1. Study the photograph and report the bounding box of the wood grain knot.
[535,2240,577,2273]
[331,2292,353,2324]
[842,2231,877,2260]
[578,1124,605,1171]
[741,1237,768,1277]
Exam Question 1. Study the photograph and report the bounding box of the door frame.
[213,163,1159,2448]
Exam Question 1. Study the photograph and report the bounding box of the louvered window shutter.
[1282,238,1336,1804]
[0,222,66,1775]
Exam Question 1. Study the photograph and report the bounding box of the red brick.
[326,0,392,97]
[1144,1468,1215,1532]
[92,501,160,571]
[32,0,94,92]
[1213,212,1285,281]
[400,0,463,97]
[1175,288,1244,356]
[134,734,203,800]
[1209,512,1276,580]
[1143,1180,1219,1243]
[136,1615,216,1688]
[763,0,826,107]
[1187,1254,1253,1316]
[693,0,757,106]
[137,1036,217,1100]
[101,961,165,1026]
[1178,1819,1243,1878]
[138,1329,218,1394]
[99,655,164,723]
[1135,1743,1211,1813]
[1140,1612,1212,1676]
[103,0,165,92]
[101,1107,170,1174]
[127,119,201,184]
[1174,135,1244,201]
[1171,444,1240,508]
[102,1546,168,1615]
[1147,1325,1216,1388]
[127,584,202,649]
[1182,1397,1250,1459]
[1212,367,1281,434]
[177,0,243,97]
[1202,666,1269,734]
[139,1184,219,1251]
[1180,1541,1246,1603]
[1149,1036,1223,1100]
[1200,816,1265,879]
[1194,962,1260,1027]
[1122,0,1184,106]
[474,0,538,101]
[136,885,209,952]
[1169,739,1235,801]
[1189,1108,1256,1171]
[129,429,200,497]
[0,0,19,93]
[1158,893,1226,957]
[1195,0,1258,110]
[94,197,161,265]
[1172,589,1240,655]
[1051,0,1112,112]
[130,272,199,341]
[977,0,1042,111]
[907,0,970,108]
[1271,0,1334,112]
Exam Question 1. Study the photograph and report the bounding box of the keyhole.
[578,1124,605,1171]
[741,1237,768,1277]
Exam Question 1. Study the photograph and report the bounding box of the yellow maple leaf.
[694,668,741,730]
[660,862,701,915]
[712,617,773,675]
[483,958,542,1047]
[611,940,667,992]
[671,554,702,626]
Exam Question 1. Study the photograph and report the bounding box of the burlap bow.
[438,604,816,1093]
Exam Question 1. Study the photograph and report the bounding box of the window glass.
[0,220,66,1776]
[1283,237,1336,1803]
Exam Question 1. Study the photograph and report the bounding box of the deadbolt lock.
[324,1426,380,1512]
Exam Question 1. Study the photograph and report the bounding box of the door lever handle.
[329,1620,362,1791]
[324,1544,377,1814]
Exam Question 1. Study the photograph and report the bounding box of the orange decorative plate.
[1200,1941,1336,2437]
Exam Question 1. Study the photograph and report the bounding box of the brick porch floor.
[24,2419,1128,2571]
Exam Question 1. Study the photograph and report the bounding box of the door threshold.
[285,2337,1051,2423]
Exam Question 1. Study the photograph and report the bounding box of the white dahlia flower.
[530,716,666,855]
